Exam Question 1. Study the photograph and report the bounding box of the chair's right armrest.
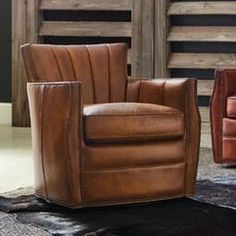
[27,81,83,207]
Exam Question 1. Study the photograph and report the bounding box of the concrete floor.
[0,124,212,193]
[0,124,33,192]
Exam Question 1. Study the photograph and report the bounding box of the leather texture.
[226,96,236,118]
[84,103,184,143]
[22,43,200,208]
[211,69,236,163]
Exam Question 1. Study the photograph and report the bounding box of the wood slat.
[141,0,155,77]
[131,0,156,78]
[131,0,142,76]
[155,0,170,77]
[200,107,210,123]
[168,53,236,69]
[39,21,132,37]
[168,27,236,42]
[201,123,211,134]
[168,2,236,15]
[40,0,132,11]
[198,80,214,96]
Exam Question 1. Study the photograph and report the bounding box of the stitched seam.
[65,83,75,204]
[184,81,190,194]
[138,80,143,101]
[222,136,236,139]
[65,48,77,81]
[106,44,111,102]
[50,47,64,81]
[24,46,40,82]
[85,129,182,140]
[84,113,183,117]
[83,163,184,173]
[221,72,225,160]
[85,161,185,172]
[162,81,166,105]
[41,85,48,197]
[85,46,96,103]
[78,87,84,204]
[29,81,80,86]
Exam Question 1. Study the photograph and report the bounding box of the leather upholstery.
[226,96,236,118]
[84,103,184,143]
[22,43,200,208]
[22,43,127,104]
[211,69,236,163]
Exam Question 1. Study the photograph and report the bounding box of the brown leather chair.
[21,43,200,208]
[211,69,236,163]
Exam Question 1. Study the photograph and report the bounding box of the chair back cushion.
[21,43,128,104]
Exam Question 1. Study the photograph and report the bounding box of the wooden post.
[132,0,155,78]
[131,0,142,77]
[12,0,39,126]
[154,0,170,78]
[12,0,29,126]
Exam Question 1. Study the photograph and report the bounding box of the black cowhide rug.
[0,179,236,236]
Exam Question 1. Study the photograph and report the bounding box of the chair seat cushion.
[83,103,184,144]
[227,96,236,118]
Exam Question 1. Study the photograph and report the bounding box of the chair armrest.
[210,69,236,163]
[128,78,199,113]
[127,78,201,194]
[27,81,83,207]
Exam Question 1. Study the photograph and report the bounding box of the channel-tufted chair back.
[21,43,128,104]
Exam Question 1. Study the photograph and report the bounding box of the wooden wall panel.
[13,0,232,133]
[12,0,39,126]
[155,0,170,77]
[40,0,132,11]
[131,0,155,77]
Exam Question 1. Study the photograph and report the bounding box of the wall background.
[3,0,236,104]
[0,1,11,102]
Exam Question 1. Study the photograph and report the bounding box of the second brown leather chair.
[211,69,236,163]
[21,43,200,208]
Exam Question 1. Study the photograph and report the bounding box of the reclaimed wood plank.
[39,21,132,37]
[40,0,132,11]
[198,80,214,96]
[168,2,236,15]
[155,0,170,77]
[12,0,29,126]
[12,0,40,127]
[200,107,210,123]
[168,53,236,69]
[131,0,142,76]
[141,0,155,78]
[201,122,211,134]
[168,27,236,42]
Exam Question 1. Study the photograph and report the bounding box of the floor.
[0,124,212,193]
[0,124,33,193]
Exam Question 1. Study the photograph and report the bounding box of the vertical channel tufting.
[106,44,111,102]
[108,43,127,102]
[66,46,94,104]
[85,46,96,104]
[24,43,128,104]
[52,46,76,81]
[50,48,63,81]
[162,81,166,105]
[41,85,48,198]
[30,45,62,82]
[86,44,110,104]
